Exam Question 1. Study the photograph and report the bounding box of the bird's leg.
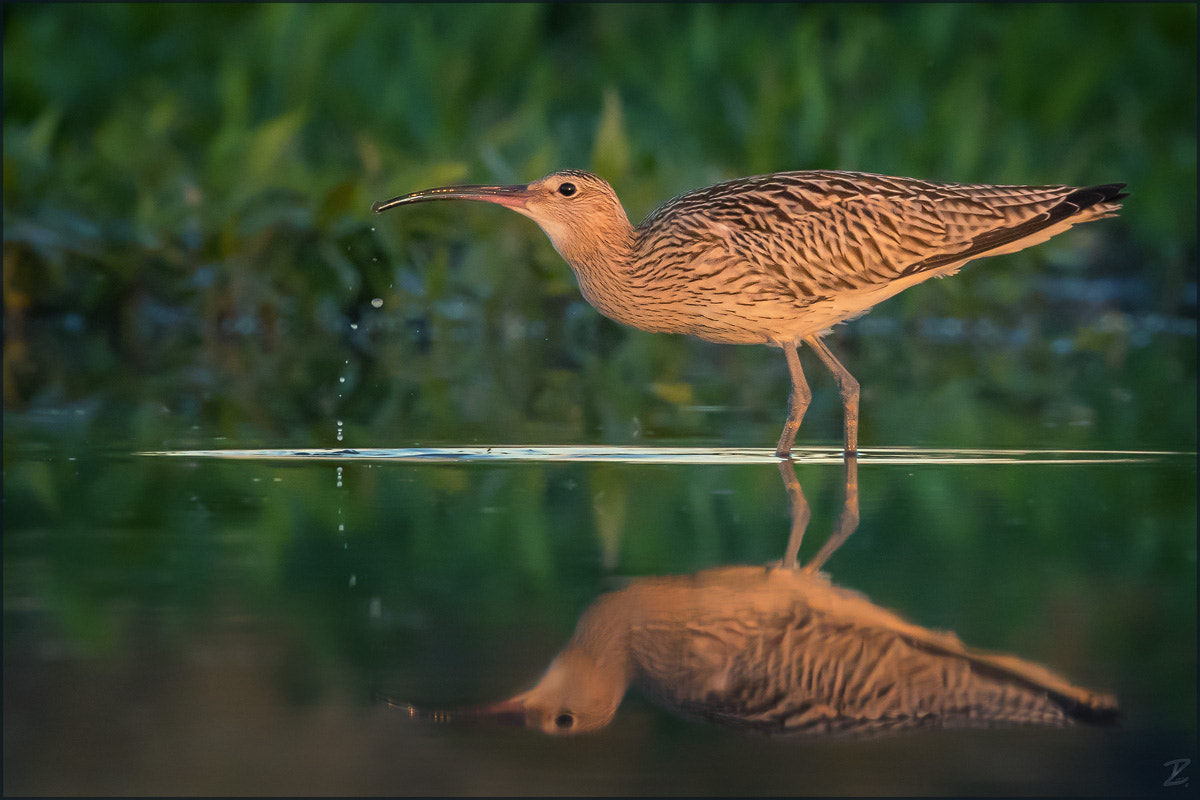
[802,454,860,574]
[775,343,812,458]
[803,336,860,455]
[778,459,811,570]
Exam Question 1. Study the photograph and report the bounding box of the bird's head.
[400,647,626,736]
[373,169,633,270]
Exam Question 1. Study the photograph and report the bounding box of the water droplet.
[339,377,346,384]
[349,574,357,588]
[350,323,359,330]
[371,298,383,308]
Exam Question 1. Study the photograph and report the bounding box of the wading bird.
[374,170,1125,455]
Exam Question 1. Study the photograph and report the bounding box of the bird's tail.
[961,649,1121,726]
[1062,182,1128,222]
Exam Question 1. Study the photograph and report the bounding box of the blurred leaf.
[589,466,628,570]
[650,380,694,407]
[25,105,62,164]
[317,179,358,228]
[591,86,630,178]
[247,109,307,182]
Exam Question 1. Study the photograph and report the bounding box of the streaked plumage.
[374,169,1126,455]
[397,564,1118,736]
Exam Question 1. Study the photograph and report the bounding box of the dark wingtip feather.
[1063,691,1121,726]
[1067,183,1129,208]
[898,181,1127,278]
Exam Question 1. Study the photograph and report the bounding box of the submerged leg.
[803,336,860,455]
[778,459,812,570]
[803,454,860,574]
[775,343,812,458]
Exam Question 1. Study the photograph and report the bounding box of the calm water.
[4,429,1195,794]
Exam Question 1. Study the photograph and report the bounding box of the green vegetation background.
[3,3,1196,450]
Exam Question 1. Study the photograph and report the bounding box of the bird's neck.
[549,217,643,325]
[568,589,636,688]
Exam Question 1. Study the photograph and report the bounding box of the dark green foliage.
[2,4,1195,447]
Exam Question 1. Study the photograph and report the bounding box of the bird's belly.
[598,284,910,346]
[585,261,942,346]
[774,273,944,338]
[677,270,942,345]
[586,292,776,345]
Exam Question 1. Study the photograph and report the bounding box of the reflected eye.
[558,182,577,197]
[554,712,575,729]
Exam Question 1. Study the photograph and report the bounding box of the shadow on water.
[380,456,1119,738]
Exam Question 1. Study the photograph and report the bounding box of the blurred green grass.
[2,3,1196,448]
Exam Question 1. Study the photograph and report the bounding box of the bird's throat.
[550,223,645,326]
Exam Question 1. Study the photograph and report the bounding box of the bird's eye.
[558,182,577,197]
[554,712,575,729]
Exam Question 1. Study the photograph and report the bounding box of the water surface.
[4,434,1194,795]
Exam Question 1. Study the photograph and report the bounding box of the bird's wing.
[631,606,1111,736]
[639,171,1121,299]
[627,573,1117,736]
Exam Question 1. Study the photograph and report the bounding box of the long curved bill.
[378,692,530,726]
[372,183,534,214]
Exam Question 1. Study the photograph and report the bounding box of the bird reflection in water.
[387,458,1117,736]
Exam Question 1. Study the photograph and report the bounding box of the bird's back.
[623,566,1117,736]
[627,171,1124,344]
